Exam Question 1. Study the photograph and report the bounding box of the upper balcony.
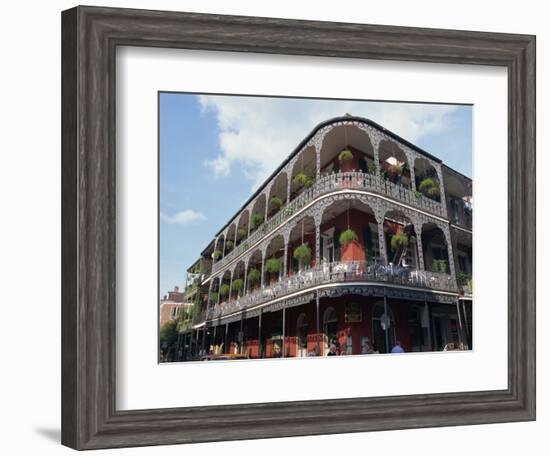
[210,171,445,275]
[203,260,456,323]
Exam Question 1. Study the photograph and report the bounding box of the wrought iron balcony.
[203,260,456,322]
[211,172,445,275]
[449,197,472,229]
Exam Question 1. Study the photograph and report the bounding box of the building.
[180,115,472,360]
[159,286,192,328]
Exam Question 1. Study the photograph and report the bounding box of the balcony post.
[221,234,226,259]
[383,291,390,353]
[260,250,266,288]
[216,277,221,306]
[371,132,381,177]
[442,224,457,287]
[286,170,292,204]
[206,280,213,309]
[228,270,233,302]
[316,291,320,355]
[224,322,229,355]
[243,259,249,294]
[436,164,448,217]
[258,309,263,358]
[375,208,388,265]
[315,223,321,267]
[413,220,425,270]
[455,298,465,348]
[315,143,321,180]
[282,307,286,358]
[212,325,217,353]
[283,242,288,277]
[404,149,417,194]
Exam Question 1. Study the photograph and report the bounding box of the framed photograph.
[61,5,535,450]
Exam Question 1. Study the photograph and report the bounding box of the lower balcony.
[204,260,456,322]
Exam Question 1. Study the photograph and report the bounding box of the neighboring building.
[159,286,192,328]
[181,115,472,360]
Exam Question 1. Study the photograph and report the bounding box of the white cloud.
[161,209,206,225]
[199,95,458,190]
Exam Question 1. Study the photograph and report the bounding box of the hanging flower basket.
[293,243,312,267]
[339,228,358,247]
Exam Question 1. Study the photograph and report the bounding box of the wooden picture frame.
[61,5,536,450]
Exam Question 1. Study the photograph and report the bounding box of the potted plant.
[225,240,234,252]
[269,196,283,212]
[212,250,222,260]
[231,278,244,297]
[209,291,218,303]
[265,257,281,284]
[219,283,230,298]
[338,149,354,172]
[293,243,312,270]
[247,268,260,288]
[431,259,447,273]
[251,212,264,230]
[237,227,247,241]
[293,172,314,188]
[418,177,440,200]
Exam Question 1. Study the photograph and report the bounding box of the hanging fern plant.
[293,243,312,267]
[339,228,358,247]
[219,284,230,297]
[231,279,244,293]
[212,250,222,260]
[270,196,283,210]
[251,212,264,229]
[265,257,281,274]
[247,268,260,285]
[225,240,234,252]
[237,228,247,241]
[293,172,314,188]
[390,232,409,252]
[338,149,354,162]
[418,177,440,199]
[209,291,218,303]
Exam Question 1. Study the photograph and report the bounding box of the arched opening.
[250,194,266,233]
[290,145,316,201]
[296,312,308,358]
[218,270,232,304]
[231,261,246,300]
[383,210,419,268]
[288,216,315,274]
[323,306,338,354]
[209,276,221,306]
[371,301,395,353]
[318,123,375,176]
[379,139,411,188]
[225,224,236,255]
[414,157,441,202]
[236,210,249,246]
[246,250,263,292]
[320,199,378,267]
[213,235,224,261]
[264,235,285,285]
[421,223,450,274]
[267,172,288,218]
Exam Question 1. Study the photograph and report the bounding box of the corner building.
[182,115,472,360]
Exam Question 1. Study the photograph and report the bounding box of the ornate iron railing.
[211,172,445,274]
[449,197,473,229]
[200,260,456,322]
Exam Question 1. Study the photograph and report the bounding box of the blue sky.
[159,93,472,297]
